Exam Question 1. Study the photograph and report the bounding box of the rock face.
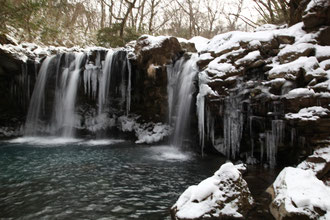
[195,19,330,166]
[267,166,330,220]
[132,35,184,122]
[171,162,254,220]
[302,0,330,31]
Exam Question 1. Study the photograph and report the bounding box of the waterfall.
[24,53,85,137]
[167,54,198,147]
[24,56,56,136]
[60,53,85,137]
[98,50,114,115]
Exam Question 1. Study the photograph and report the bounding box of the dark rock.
[179,41,197,53]
[317,26,330,46]
[303,0,330,30]
[289,0,311,26]
[276,35,295,45]
[0,34,17,45]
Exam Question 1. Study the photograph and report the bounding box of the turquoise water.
[0,137,229,220]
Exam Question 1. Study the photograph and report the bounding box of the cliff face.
[195,0,330,166]
[0,0,329,168]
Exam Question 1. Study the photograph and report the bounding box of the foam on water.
[7,137,82,145]
[7,137,125,146]
[83,139,125,146]
[149,145,191,161]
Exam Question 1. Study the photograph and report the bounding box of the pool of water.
[0,137,277,219]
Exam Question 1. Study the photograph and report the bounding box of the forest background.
[0,0,292,47]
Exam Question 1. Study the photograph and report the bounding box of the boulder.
[171,162,254,220]
[303,0,330,30]
[267,167,330,220]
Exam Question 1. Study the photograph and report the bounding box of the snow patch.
[271,167,330,219]
[285,106,330,121]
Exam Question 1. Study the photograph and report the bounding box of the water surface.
[0,138,276,219]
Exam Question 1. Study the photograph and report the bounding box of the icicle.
[223,94,244,159]
[119,57,127,109]
[126,57,132,115]
[266,120,285,168]
[259,134,264,163]
[291,127,296,146]
[98,50,114,115]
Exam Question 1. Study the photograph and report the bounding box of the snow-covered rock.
[298,145,330,183]
[117,116,172,144]
[285,106,330,121]
[267,167,330,220]
[171,162,254,220]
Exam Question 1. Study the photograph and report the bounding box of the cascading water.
[24,56,56,136]
[98,50,114,115]
[126,56,132,115]
[24,53,85,137]
[60,53,85,137]
[167,54,198,147]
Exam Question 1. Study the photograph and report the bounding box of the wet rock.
[171,162,254,220]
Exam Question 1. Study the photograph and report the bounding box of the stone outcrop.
[131,35,184,122]
[171,162,254,220]
[195,15,330,166]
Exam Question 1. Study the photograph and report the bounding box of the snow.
[278,43,314,57]
[172,162,253,219]
[198,53,214,61]
[285,88,315,99]
[207,59,236,77]
[0,42,108,63]
[117,116,172,144]
[138,35,169,51]
[271,167,330,219]
[204,30,275,55]
[269,56,319,79]
[189,36,209,52]
[315,45,330,59]
[305,0,330,12]
[285,106,330,121]
[298,145,330,176]
[236,50,261,65]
